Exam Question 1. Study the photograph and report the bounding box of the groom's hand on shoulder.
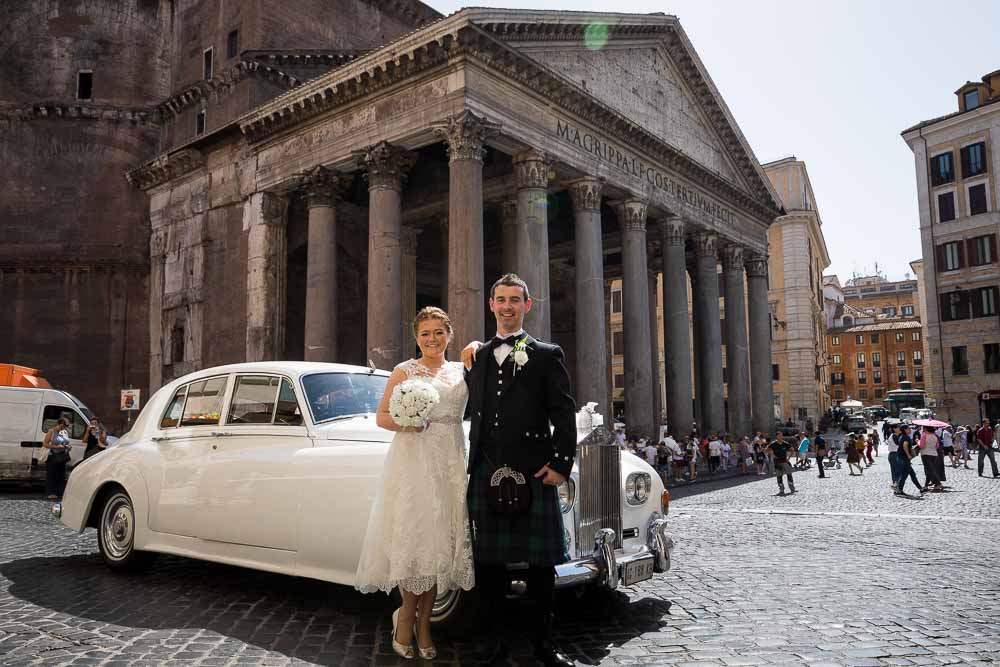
[461,340,484,370]
[534,464,566,486]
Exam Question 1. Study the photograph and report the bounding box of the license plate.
[622,556,655,586]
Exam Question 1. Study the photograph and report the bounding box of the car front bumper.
[554,518,674,589]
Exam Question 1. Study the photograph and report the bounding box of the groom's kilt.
[467,461,570,567]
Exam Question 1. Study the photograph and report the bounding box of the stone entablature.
[0,102,155,124]
[234,11,780,226]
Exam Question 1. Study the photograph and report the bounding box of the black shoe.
[777,490,786,496]
[533,640,575,667]
[789,487,797,494]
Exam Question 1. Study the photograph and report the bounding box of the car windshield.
[301,372,388,423]
[63,392,95,422]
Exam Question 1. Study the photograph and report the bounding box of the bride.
[355,306,474,660]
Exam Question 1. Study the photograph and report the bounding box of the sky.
[428,0,999,281]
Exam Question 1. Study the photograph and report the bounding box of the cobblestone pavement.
[2,447,999,666]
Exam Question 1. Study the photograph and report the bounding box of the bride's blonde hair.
[412,306,454,339]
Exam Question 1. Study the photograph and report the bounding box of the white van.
[0,387,95,479]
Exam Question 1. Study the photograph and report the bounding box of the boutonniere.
[511,337,529,374]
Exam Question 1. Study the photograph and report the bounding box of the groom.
[464,273,577,667]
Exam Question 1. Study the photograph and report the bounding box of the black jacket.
[465,335,577,478]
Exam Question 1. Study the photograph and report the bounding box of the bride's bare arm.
[375,367,425,433]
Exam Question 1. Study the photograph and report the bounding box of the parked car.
[866,406,889,421]
[843,415,868,433]
[0,386,95,480]
[899,407,919,423]
[55,362,675,629]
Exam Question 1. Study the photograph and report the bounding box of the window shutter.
[958,290,971,319]
[967,238,978,266]
[971,288,983,318]
[936,243,946,271]
[957,241,966,268]
[960,145,970,178]
[990,235,998,264]
[939,293,951,321]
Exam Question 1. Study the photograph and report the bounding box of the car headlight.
[625,472,651,506]
[558,478,576,514]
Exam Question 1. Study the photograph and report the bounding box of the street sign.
[120,389,141,411]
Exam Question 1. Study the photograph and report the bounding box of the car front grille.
[576,426,622,557]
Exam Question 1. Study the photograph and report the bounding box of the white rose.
[513,349,529,367]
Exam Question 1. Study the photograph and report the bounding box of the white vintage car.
[56,362,674,626]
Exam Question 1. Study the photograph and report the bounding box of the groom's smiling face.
[490,284,532,334]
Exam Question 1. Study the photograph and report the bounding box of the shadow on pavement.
[0,551,668,665]
[666,472,773,501]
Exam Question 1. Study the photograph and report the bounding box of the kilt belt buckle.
[488,465,532,514]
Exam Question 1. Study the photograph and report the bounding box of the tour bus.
[885,381,927,418]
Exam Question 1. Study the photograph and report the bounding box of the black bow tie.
[493,334,520,346]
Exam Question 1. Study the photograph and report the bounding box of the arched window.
[842,316,853,326]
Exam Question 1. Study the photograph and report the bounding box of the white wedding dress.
[354,359,475,595]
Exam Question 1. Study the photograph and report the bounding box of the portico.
[129,9,783,439]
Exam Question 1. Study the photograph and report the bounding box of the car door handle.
[211,431,232,437]
[151,436,170,442]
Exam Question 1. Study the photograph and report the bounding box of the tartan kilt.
[467,461,569,567]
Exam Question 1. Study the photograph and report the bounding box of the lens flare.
[584,23,609,51]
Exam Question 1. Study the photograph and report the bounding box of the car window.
[160,387,187,428]
[179,377,228,427]
[275,378,303,426]
[301,372,387,423]
[228,376,280,424]
[42,405,87,439]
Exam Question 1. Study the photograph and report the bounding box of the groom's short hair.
[490,273,530,300]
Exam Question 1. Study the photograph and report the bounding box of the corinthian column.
[566,177,608,413]
[300,166,341,362]
[615,198,655,440]
[434,111,500,354]
[435,216,448,308]
[498,199,518,276]
[512,149,551,339]
[722,245,751,438]
[149,230,167,391]
[694,233,724,434]
[244,191,288,361]
[357,141,414,370]
[746,253,774,434]
[401,225,420,359]
[660,216,693,438]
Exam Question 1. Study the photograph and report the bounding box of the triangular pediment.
[470,10,782,210]
[527,43,746,188]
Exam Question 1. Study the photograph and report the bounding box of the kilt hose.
[467,460,570,567]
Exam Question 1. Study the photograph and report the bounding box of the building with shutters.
[902,68,1000,424]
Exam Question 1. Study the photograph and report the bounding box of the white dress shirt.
[493,329,525,365]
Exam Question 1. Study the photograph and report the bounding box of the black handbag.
[487,465,533,515]
[48,449,70,465]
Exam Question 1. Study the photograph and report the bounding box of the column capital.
[244,191,289,228]
[297,165,343,208]
[612,198,648,233]
[693,232,718,258]
[498,199,518,228]
[565,176,604,212]
[433,110,501,163]
[658,215,686,246]
[721,244,745,272]
[356,141,415,192]
[512,149,551,189]
[744,252,769,278]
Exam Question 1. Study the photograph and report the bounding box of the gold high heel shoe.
[391,608,415,660]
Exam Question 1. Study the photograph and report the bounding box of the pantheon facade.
[128,8,782,439]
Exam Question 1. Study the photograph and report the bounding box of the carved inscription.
[556,120,737,227]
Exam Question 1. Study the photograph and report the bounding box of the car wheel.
[97,490,156,571]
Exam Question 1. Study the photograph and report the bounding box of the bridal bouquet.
[388,380,440,428]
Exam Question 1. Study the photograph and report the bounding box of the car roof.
[170,361,392,384]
